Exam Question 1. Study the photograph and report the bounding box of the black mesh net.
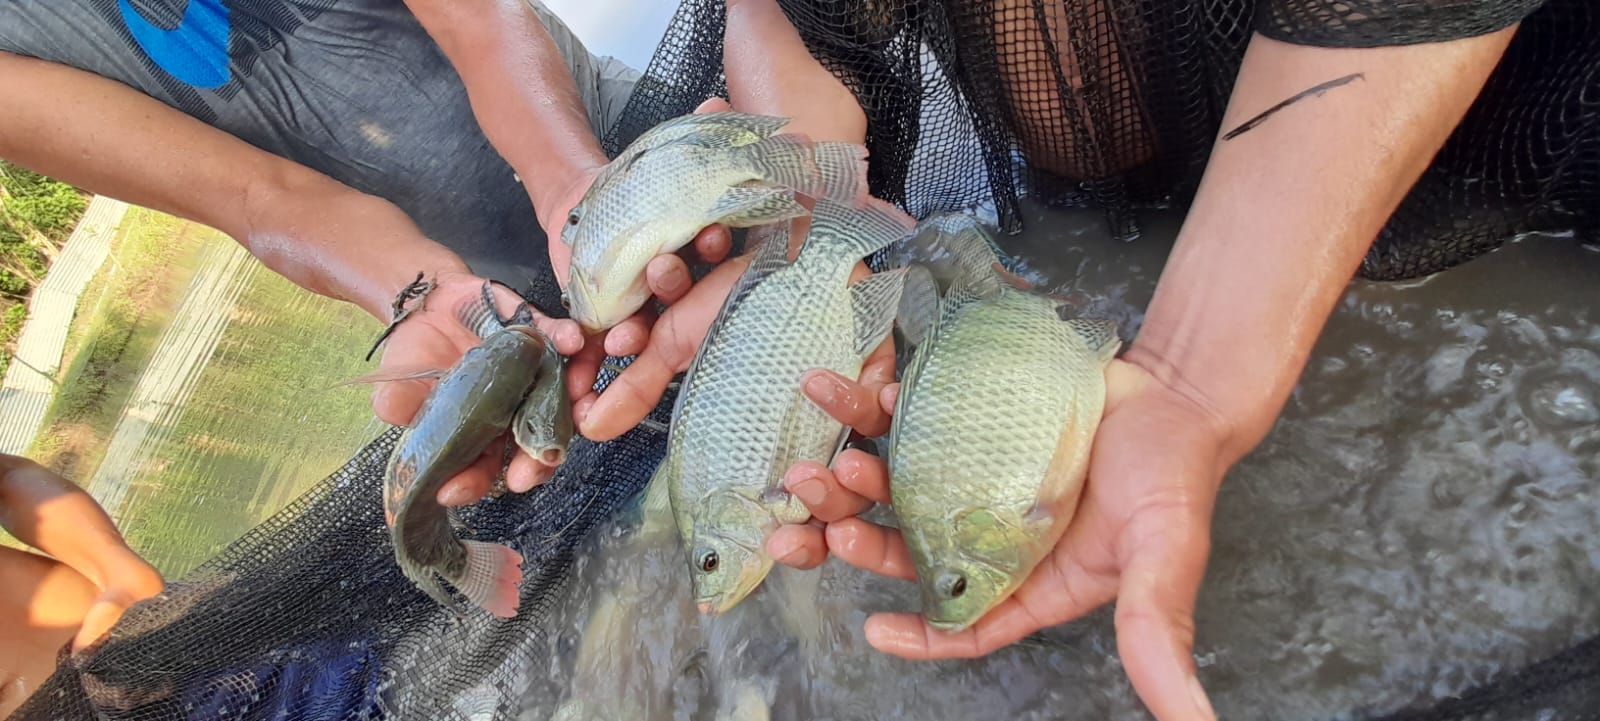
[11,0,1600,719]
[605,0,1598,279]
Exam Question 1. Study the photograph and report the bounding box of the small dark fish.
[381,287,552,618]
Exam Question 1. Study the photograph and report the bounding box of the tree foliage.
[1,161,89,373]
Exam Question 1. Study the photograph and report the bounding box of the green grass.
[18,208,385,578]
[111,233,382,577]
[28,209,207,480]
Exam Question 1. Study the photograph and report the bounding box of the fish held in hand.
[886,213,1120,632]
[561,111,871,333]
[643,197,916,616]
[379,284,561,618]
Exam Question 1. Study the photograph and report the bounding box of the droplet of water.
[1519,371,1600,430]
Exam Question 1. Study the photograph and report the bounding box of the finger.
[435,447,502,506]
[604,313,654,357]
[371,377,433,427]
[579,314,700,442]
[880,382,900,416]
[567,342,605,401]
[783,460,873,522]
[506,451,558,493]
[1113,507,1217,721]
[71,600,122,653]
[801,369,891,437]
[647,254,694,305]
[824,517,916,581]
[692,225,733,263]
[865,541,1116,660]
[532,314,585,357]
[767,522,828,569]
[832,448,893,505]
[488,283,583,355]
[694,96,733,114]
[862,596,1047,660]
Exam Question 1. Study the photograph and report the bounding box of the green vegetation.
[0,162,89,376]
[29,209,207,480]
[21,208,383,578]
[109,231,382,577]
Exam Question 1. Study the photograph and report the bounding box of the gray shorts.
[528,0,643,141]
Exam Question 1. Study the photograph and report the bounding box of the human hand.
[541,97,738,404]
[368,270,584,504]
[71,552,164,654]
[766,354,1231,721]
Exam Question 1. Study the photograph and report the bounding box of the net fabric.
[8,369,677,721]
[606,0,1596,278]
[8,0,1599,719]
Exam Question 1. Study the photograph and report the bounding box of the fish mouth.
[924,615,979,633]
[537,447,565,466]
[694,596,737,616]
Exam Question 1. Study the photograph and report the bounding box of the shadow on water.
[82,229,386,578]
[521,198,1599,721]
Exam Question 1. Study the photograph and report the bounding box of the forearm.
[0,455,142,589]
[1130,29,1516,460]
[0,52,468,322]
[405,0,609,272]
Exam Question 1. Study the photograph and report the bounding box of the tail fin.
[453,541,524,618]
[740,134,870,205]
[798,197,917,265]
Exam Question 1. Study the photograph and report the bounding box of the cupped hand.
[767,354,1231,721]
[368,269,584,504]
[543,97,739,406]
[71,554,165,653]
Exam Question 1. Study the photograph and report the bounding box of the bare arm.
[0,51,470,323]
[402,0,612,283]
[1130,28,1518,464]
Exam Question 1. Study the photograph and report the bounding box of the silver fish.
[560,111,870,333]
[642,198,915,615]
[886,213,1120,631]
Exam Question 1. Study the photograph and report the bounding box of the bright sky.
[540,0,680,71]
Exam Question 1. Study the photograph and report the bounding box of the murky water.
[519,200,1599,721]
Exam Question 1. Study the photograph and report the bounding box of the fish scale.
[561,111,871,332]
[643,197,915,616]
[887,213,1120,631]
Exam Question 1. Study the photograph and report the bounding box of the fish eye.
[937,571,967,599]
[567,211,581,227]
[560,292,571,310]
[697,549,719,573]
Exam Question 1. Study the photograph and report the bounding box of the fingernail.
[803,371,843,407]
[660,266,688,295]
[775,547,808,566]
[789,474,827,507]
[1189,675,1217,721]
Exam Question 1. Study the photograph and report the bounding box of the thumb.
[1113,504,1217,721]
[72,597,129,654]
[695,96,733,114]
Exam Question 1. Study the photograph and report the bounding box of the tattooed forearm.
[1222,73,1365,141]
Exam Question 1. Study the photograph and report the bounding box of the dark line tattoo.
[1221,73,1365,141]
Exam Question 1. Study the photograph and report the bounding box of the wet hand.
[71,554,164,654]
[767,357,1228,721]
[543,97,737,407]
[369,270,583,504]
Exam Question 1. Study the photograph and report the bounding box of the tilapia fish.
[559,111,870,333]
[886,213,1120,631]
[643,197,915,615]
[382,284,571,618]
